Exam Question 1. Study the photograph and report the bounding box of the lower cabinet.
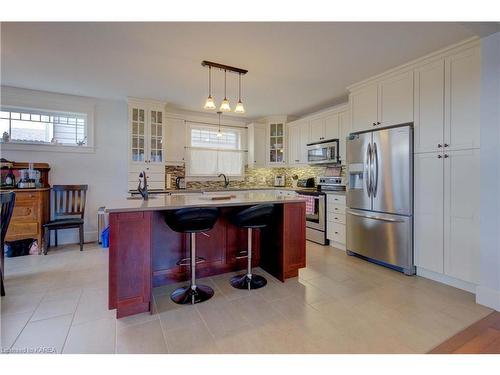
[5,189,50,248]
[326,193,346,249]
[414,149,480,285]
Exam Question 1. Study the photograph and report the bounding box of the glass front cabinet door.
[128,101,165,165]
[268,121,286,165]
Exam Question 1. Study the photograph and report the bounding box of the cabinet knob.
[437,154,442,159]
[444,154,449,158]
[334,231,339,234]
[377,122,381,125]
[372,122,376,126]
[444,143,449,148]
[437,144,442,148]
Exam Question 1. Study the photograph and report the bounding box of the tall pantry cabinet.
[413,43,480,287]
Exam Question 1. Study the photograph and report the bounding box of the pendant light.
[216,111,223,138]
[234,72,245,114]
[219,70,231,112]
[204,66,216,110]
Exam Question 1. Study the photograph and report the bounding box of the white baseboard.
[416,267,477,294]
[476,285,500,311]
[48,229,98,246]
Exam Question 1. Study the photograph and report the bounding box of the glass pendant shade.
[234,100,245,114]
[219,98,231,112]
[204,95,216,110]
[216,130,223,138]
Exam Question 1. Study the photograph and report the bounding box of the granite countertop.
[106,190,306,213]
[128,186,298,195]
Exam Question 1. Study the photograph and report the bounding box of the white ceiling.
[0,22,492,119]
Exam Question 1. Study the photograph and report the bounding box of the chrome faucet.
[137,171,149,200]
[218,173,229,188]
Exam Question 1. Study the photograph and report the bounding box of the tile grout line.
[153,294,171,354]
[60,288,84,353]
[8,286,50,350]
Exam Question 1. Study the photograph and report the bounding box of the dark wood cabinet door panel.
[109,211,152,318]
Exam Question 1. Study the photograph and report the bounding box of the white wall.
[1,87,128,245]
[477,32,500,311]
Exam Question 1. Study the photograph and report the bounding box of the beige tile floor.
[0,241,492,354]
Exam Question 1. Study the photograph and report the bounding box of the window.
[186,124,245,177]
[0,108,88,146]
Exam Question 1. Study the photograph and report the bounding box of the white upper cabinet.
[414,152,444,274]
[324,113,340,140]
[414,46,480,154]
[287,122,301,165]
[350,83,378,133]
[299,122,310,163]
[310,118,325,143]
[127,99,166,191]
[444,148,480,284]
[350,71,414,133]
[414,60,445,153]
[378,71,414,127]
[287,120,310,165]
[444,46,481,151]
[310,112,340,143]
[128,101,166,165]
[247,122,267,167]
[165,117,185,163]
[266,118,287,165]
[338,110,350,165]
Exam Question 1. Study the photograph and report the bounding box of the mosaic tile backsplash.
[165,164,344,189]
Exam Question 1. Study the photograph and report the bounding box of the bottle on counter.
[4,167,16,187]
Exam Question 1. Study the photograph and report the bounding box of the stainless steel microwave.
[307,139,340,165]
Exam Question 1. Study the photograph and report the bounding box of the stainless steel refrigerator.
[346,123,415,275]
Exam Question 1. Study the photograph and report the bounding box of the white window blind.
[186,123,245,177]
[0,108,88,146]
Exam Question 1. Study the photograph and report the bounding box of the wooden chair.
[1,191,16,296]
[43,185,88,255]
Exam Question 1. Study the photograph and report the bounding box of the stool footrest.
[176,256,206,266]
[235,250,249,260]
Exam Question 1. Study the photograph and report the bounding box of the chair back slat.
[1,192,16,243]
[52,185,88,219]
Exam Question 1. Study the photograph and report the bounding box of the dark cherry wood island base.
[108,201,306,318]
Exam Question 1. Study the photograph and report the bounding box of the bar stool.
[163,207,220,305]
[230,204,274,290]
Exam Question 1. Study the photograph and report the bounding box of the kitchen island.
[106,191,306,318]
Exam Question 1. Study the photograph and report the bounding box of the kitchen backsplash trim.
[165,165,344,190]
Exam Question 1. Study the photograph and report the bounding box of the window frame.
[185,122,246,179]
[0,87,95,154]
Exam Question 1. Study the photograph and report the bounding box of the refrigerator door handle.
[372,142,379,198]
[346,209,406,223]
[365,143,372,197]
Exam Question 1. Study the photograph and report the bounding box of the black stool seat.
[163,207,220,305]
[230,204,274,290]
[164,207,220,233]
[232,204,274,229]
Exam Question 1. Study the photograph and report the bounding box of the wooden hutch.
[1,162,51,248]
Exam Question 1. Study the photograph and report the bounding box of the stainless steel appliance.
[307,139,340,165]
[296,189,326,245]
[175,176,186,189]
[274,175,285,187]
[295,177,327,245]
[346,123,414,275]
[317,176,346,192]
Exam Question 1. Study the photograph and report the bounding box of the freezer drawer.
[346,209,414,274]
